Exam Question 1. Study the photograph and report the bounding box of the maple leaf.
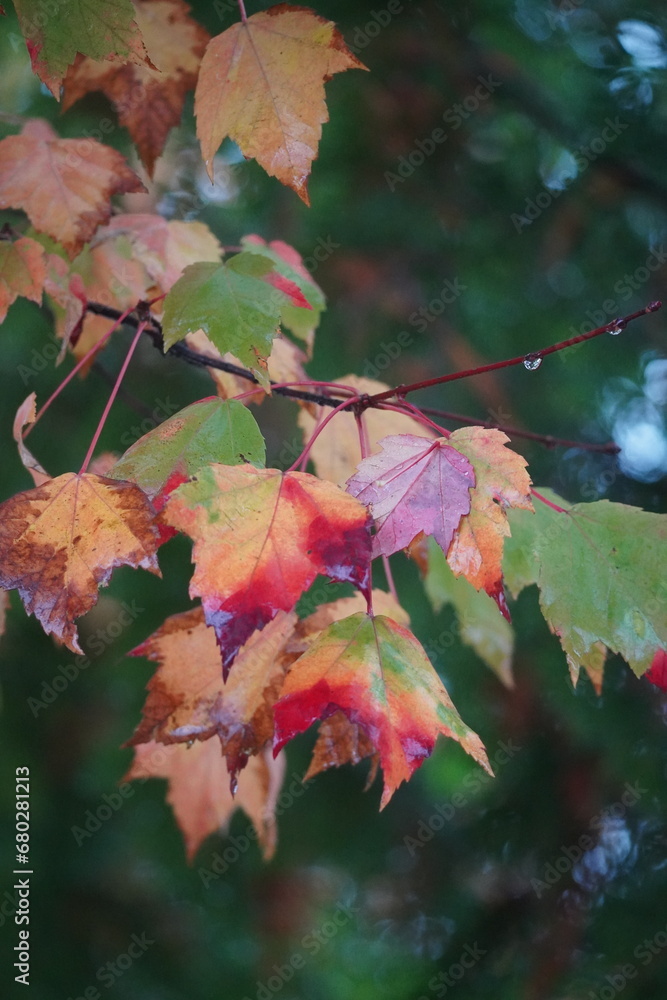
[127,606,296,784]
[445,427,533,618]
[13,393,51,488]
[504,488,667,677]
[111,397,266,508]
[242,235,326,346]
[163,464,372,675]
[303,710,379,788]
[60,232,155,362]
[13,0,151,97]
[101,214,222,291]
[162,253,311,385]
[298,376,432,486]
[0,235,46,322]
[422,537,514,687]
[0,473,160,653]
[273,612,491,807]
[62,0,210,177]
[346,433,475,559]
[195,3,367,203]
[124,739,285,862]
[0,120,145,258]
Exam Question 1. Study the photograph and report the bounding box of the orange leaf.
[274,612,491,807]
[124,740,285,862]
[195,4,367,203]
[0,120,145,258]
[127,606,297,784]
[164,464,372,675]
[0,473,160,653]
[446,428,533,617]
[0,235,46,322]
[63,0,210,177]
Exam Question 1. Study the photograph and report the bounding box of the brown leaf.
[0,120,145,258]
[0,473,160,653]
[63,0,210,177]
[127,606,297,782]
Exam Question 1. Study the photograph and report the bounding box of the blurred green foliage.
[1,1,667,998]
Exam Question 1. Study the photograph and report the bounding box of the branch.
[418,406,621,454]
[363,302,662,404]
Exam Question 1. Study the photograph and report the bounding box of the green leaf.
[110,397,265,500]
[162,253,304,384]
[14,0,144,96]
[424,537,514,687]
[504,488,667,677]
[241,236,326,343]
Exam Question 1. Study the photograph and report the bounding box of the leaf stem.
[531,488,568,513]
[287,397,361,473]
[26,303,138,439]
[79,322,147,475]
[238,0,248,23]
[363,301,662,405]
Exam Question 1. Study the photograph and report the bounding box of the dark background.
[1,0,667,997]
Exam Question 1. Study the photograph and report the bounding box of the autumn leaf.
[0,473,160,653]
[101,214,222,292]
[111,397,266,508]
[445,427,533,618]
[0,235,46,322]
[274,612,491,807]
[504,488,667,677]
[162,253,311,385]
[62,0,210,177]
[242,235,325,346]
[164,464,372,674]
[346,433,475,558]
[0,120,145,258]
[195,3,367,203]
[124,739,285,862]
[298,376,432,486]
[304,710,379,788]
[127,606,296,784]
[423,537,514,687]
[13,393,51,488]
[13,0,151,97]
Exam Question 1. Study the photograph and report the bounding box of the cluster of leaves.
[0,0,665,862]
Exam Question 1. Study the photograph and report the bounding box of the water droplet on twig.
[608,317,626,336]
[523,353,543,371]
